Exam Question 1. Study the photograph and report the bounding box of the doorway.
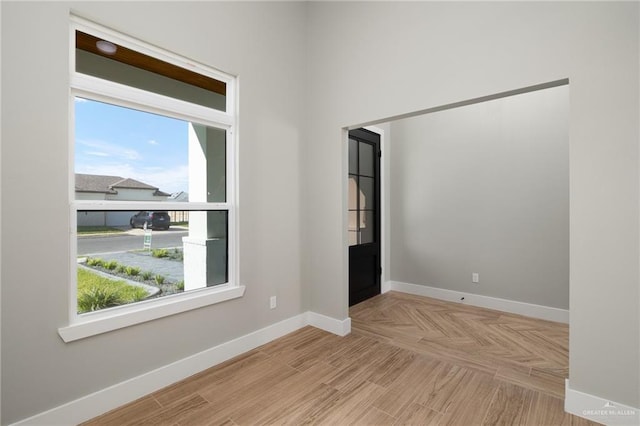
[348,128,381,306]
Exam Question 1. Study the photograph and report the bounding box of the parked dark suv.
[130,211,171,230]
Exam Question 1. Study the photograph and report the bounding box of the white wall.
[75,192,106,201]
[1,2,306,423]
[304,0,638,410]
[105,211,137,227]
[76,211,105,227]
[389,85,569,309]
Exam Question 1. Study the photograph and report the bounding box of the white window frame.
[58,16,243,343]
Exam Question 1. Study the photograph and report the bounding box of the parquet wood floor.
[84,292,599,425]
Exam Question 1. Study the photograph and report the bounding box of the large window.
[59,17,241,342]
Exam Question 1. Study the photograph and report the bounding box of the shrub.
[103,260,119,270]
[125,266,141,276]
[86,257,104,267]
[116,264,127,274]
[152,249,169,258]
[141,271,153,280]
[154,274,165,284]
[176,280,185,291]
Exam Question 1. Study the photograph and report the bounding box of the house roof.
[168,191,189,201]
[75,173,170,196]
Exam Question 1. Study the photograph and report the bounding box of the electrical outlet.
[472,273,479,283]
[270,296,277,309]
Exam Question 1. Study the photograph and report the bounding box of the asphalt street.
[78,229,188,255]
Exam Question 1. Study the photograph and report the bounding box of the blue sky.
[75,97,189,194]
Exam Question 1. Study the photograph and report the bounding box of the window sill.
[58,284,246,342]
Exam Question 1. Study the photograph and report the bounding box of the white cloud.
[85,151,110,157]
[74,97,88,103]
[148,139,159,145]
[140,165,189,194]
[122,150,140,160]
[78,139,141,161]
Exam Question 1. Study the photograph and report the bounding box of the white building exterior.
[75,174,170,227]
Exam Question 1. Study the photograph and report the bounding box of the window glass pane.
[349,138,358,174]
[348,176,358,210]
[359,176,374,210]
[360,211,375,244]
[348,231,358,246]
[359,141,374,177]
[76,31,226,111]
[348,210,359,246]
[348,211,358,233]
[75,98,226,203]
[77,209,227,314]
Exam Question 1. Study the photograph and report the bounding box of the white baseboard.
[307,311,351,336]
[381,280,392,294]
[565,379,639,425]
[390,281,569,323]
[11,311,350,426]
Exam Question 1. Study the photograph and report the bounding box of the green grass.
[77,226,125,235]
[77,268,148,313]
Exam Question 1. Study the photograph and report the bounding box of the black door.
[348,128,381,306]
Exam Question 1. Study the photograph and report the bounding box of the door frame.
[343,125,388,310]
[363,125,388,293]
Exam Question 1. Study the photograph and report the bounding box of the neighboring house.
[168,191,190,223]
[76,173,170,227]
[168,191,189,202]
